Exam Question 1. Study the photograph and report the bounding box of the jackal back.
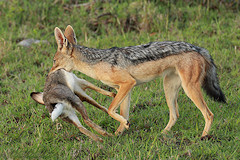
[74,41,211,68]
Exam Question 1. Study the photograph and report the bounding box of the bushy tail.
[202,58,226,103]
[194,46,226,103]
[185,44,226,103]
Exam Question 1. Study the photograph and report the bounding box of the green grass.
[0,0,240,159]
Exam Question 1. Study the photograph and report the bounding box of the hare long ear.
[30,92,45,105]
[54,27,65,48]
[64,25,77,45]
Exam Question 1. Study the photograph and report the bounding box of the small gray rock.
[18,39,48,47]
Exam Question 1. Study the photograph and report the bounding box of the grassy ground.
[0,0,240,159]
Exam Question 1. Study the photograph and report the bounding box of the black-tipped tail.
[202,79,226,103]
[202,61,226,103]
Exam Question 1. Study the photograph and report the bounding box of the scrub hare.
[31,69,115,142]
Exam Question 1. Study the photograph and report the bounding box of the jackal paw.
[161,129,169,135]
[200,135,213,141]
[122,120,130,129]
[114,121,130,135]
[126,120,130,129]
[109,92,116,97]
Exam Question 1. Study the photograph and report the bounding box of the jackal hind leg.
[115,92,131,135]
[73,100,113,137]
[178,64,214,138]
[162,72,181,134]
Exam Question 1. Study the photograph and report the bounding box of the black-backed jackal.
[50,25,226,139]
[31,69,114,142]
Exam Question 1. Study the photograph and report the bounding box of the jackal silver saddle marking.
[77,41,210,66]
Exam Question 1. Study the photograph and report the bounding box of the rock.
[17,39,48,47]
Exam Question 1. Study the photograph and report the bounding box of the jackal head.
[50,25,77,74]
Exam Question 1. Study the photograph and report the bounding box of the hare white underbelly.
[51,101,79,123]
[63,70,76,91]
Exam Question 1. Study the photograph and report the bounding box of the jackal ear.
[54,27,66,48]
[30,92,45,105]
[64,25,77,45]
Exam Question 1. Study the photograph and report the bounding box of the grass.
[0,0,240,159]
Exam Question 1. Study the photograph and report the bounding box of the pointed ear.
[51,103,63,121]
[54,27,65,48]
[30,92,45,105]
[64,25,77,45]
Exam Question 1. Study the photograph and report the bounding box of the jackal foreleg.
[107,80,136,134]
[115,92,131,135]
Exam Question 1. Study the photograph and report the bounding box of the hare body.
[31,69,114,142]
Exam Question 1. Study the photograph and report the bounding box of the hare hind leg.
[62,115,103,142]
[73,100,113,137]
[162,72,181,133]
[74,84,108,114]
